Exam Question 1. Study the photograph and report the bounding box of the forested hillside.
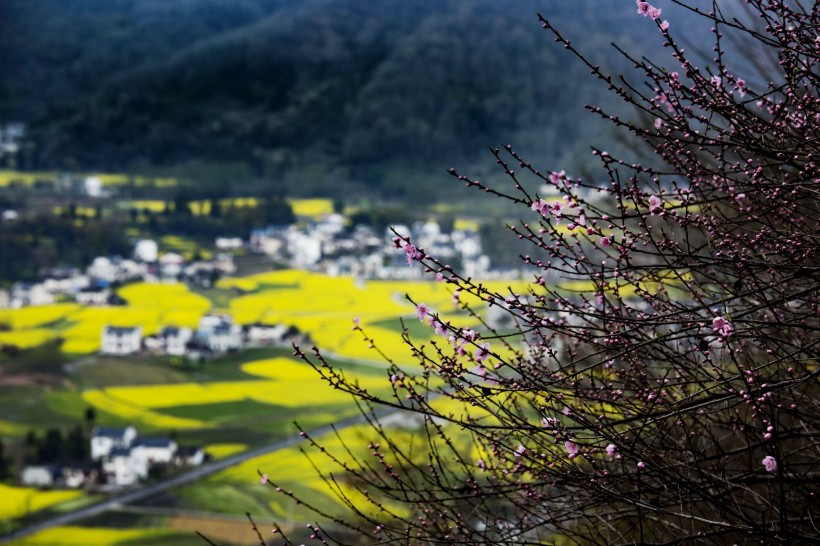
[1,1,702,197]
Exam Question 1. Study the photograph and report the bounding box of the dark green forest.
[0,0,702,199]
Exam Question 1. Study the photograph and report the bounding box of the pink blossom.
[548,200,564,220]
[565,440,579,456]
[515,444,526,457]
[475,342,491,363]
[606,444,617,458]
[531,198,548,216]
[636,2,650,16]
[404,243,422,266]
[660,20,670,31]
[735,78,747,97]
[476,458,486,470]
[648,194,662,213]
[710,75,722,88]
[562,406,571,416]
[433,319,448,336]
[637,2,661,20]
[762,455,777,473]
[541,417,556,427]
[654,118,663,129]
[600,236,612,248]
[712,316,733,338]
[452,289,461,307]
[416,303,429,322]
[549,170,566,185]
[260,473,269,484]
[637,461,646,469]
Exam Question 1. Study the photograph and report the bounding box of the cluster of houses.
[22,426,205,489]
[250,214,491,279]
[0,239,236,311]
[101,314,298,358]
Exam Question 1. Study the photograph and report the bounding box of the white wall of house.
[90,426,137,460]
[100,326,142,355]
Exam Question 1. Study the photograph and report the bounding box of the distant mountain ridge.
[1,0,705,196]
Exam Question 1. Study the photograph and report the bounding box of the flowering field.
[9,526,179,545]
[0,283,208,354]
[0,485,83,520]
[81,357,384,427]
[288,198,334,219]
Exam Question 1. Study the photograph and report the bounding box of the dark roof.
[176,446,203,457]
[105,325,140,335]
[92,426,132,439]
[109,447,131,458]
[132,437,175,449]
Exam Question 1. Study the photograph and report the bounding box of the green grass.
[158,399,281,422]
[70,357,190,388]
[176,483,273,518]
[189,287,234,310]
[370,316,431,340]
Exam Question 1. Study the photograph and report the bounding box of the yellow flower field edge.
[0,485,83,521]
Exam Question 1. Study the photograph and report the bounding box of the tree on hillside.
[266,2,819,544]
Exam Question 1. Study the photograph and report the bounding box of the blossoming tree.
[267,1,819,543]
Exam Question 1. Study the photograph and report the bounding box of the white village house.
[91,426,137,461]
[197,314,242,352]
[91,426,183,486]
[100,326,142,355]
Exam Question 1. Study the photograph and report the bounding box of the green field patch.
[369,316,432,340]
[158,399,279,422]
[70,357,190,388]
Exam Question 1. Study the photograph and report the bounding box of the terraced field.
[0,269,532,543]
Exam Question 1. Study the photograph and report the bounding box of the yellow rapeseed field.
[204,443,247,460]
[0,329,58,349]
[0,485,82,520]
[81,390,208,430]
[0,304,78,330]
[9,526,176,545]
[288,198,334,219]
[89,357,382,412]
[0,171,54,187]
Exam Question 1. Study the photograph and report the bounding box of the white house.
[21,465,58,487]
[131,438,177,466]
[10,282,55,308]
[159,252,185,278]
[103,447,146,486]
[198,314,242,352]
[175,446,205,467]
[90,426,137,461]
[83,176,104,197]
[75,286,111,306]
[215,237,243,250]
[161,326,192,356]
[208,323,243,352]
[100,326,142,355]
[134,239,158,263]
[245,323,287,345]
[87,257,118,283]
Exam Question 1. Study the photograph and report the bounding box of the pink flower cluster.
[636,1,662,20]
[531,198,564,221]
[712,316,733,338]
